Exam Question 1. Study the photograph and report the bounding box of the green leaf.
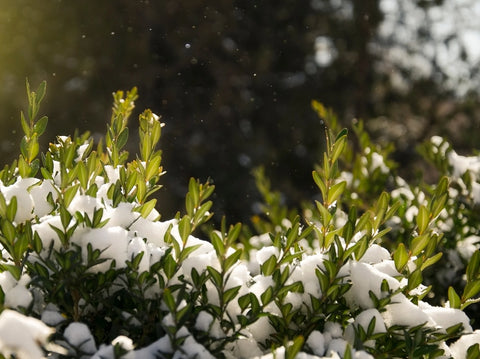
[238,294,250,312]
[280,302,293,318]
[227,222,242,246]
[202,183,215,200]
[64,184,80,208]
[41,167,53,180]
[145,155,161,181]
[249,293,260,316]
[136,199,157,218]
[312,170,327,198]
[92,208,104,228]
[407,269,423,292]
[466,250,480,282]
[261,286,273,305]
[178,215,191,244]
[410,234,429,257]
[64,141,77,169]
[185,193,194,217]
[331,134,347,164]
[1,220,16,243]
[355,211,372,233]
[342,220,355,244]
[315,200,331,226]
[224,249,242,272]
[193,201,213,225]
[6,196,17,222]
[278,281,304,297]
[34,116,48,136]
[136,178,146,203]
[463,280,480,301]
[420,252,443,271]
[210,231,225,256]
[1,264,21,280]
[384,200,401,222]
[323,152,330,179]
[448,286,461,309]
[33,232,43,253]
[223,286,241,304]
[0,193,7,218]
[188,178,200,207]
[286,336,305,359]
[373,192,389,230]
[20,112,30,137]
[446,322,464,336]
[13,232,29,260]
[354,235,368,261]
[76,161,88,189]
[416,205,429,235]
[178,244,201,262]
[335,128,348,141]
[467,343,480,359]
[176,303,192,325]
[315,268,329,293]
[207,266,223,288]
[163,254,177,279]
[117,127,129,149]
[430,193,447,219]
[261,255,277,276]
[327,181,346,205]
[27,136,40,162]
[435,176,449,197]
[343,344,352,359]
[163,288,176,313]
[34,262,49,279]
[35,80,47,105]
[285,221,301,249]
[126,171,138,193]
[85,183,98,197]
[372,227,391,241]
[59,205,72,229]
[393,243,409,272]
[29,158,40,177]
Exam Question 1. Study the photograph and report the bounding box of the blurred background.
[0,0,479,223]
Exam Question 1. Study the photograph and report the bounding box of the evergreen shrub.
[0,82,479,359]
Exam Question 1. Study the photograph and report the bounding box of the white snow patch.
[41,304,66,326]
[80,226,129,272]
[382,294,434,328]
[247,315,275,344]
[68,194,102,219]
[129,218,175,248]
[173,327,215,359]
[1,178,38,222]
[112,335,134,352]
[306,330,326,356]
[449,330,480,358]
[64,322,97,355]
[327,338,348,357]
[359,244,391,264]
[30,179,57,218]
[345,261,401,309]
[103,202,138,228]
[32,215,67,252]
[419,301,472,333]
[0,272,32,310]
[448,151,480,178]
[355,308,386,334]
[0,309,54,359]
[457,235,480,261]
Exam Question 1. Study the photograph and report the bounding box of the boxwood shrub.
[0,82,479,359]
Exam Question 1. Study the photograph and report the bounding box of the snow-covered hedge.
[0,82,479,358]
